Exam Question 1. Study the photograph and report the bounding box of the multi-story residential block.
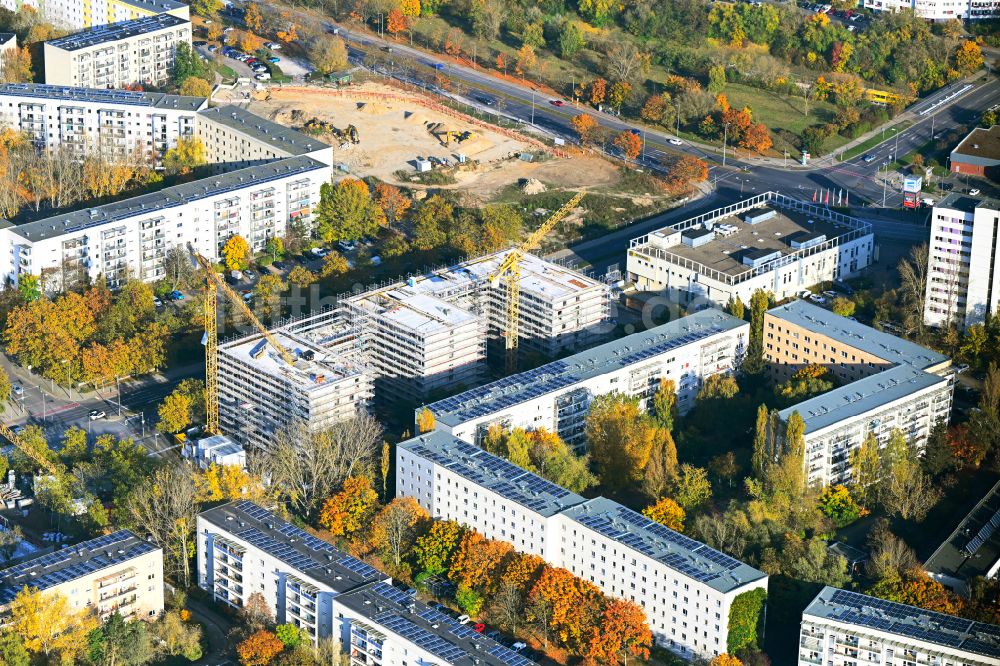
[862,0,998,20]
[43,14,192,89]
[924,194,1000,330]
[766,300,953,486]
[397,430,768,659]
[1,0,189,32]
[343,251,610,403]
[798,587,1000,666]
[0,530,164,621]
[924,479,1000,594]
[0,83,205,157]
[950,125,1000,178]
[627,192,875,308]
[424,308,748,450]
[197,500,541,666]
[197,106,334,171]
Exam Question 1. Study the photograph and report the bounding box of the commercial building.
[397,430,768,659]
[767,300,953,486]
[798,587,1000,666]
[924,479,1000,594]
[924,195,1000,330]
[342,251,610,403]
[0,530,164,621]
[43,14,192,89]
[626,192,875,309]
[950,125,1000,178]
[424,309,748,450]
[197,500,540,666]
[862,0,998,20]
[1,0,190,32]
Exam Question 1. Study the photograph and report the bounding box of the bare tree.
[603,41,649,84]
[490,580,523,635]
[865,521,919,580]
[897,243,928,337]
[124,466,197,588]
[691,510,749,559]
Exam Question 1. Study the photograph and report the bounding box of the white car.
[969,188,981,196]
[89,409,107,421]
[809,294,828,304]
[254,73,271,81]
[265,42,282,50]
[668,138,683,146]
[798,289,812,299]
[153,297,163,308]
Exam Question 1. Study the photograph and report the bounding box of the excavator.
[427,122,473,147]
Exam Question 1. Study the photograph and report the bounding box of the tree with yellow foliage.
[243,2,263,33]
[195,463,269,502]
[162,136,207,176]
[370,497,429,569]
[222,235,252,271]
[8,586,98,663]
[710,654,744,666]
[417,407,435,433]
[318,476,379,537]
[642,497,686,532]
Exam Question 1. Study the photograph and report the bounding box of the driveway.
[188,597,233,666]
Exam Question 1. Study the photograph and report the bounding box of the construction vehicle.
[427,122,472,146]
[302,119,359,145]
[194,251,296,434]
[488,192,585,374]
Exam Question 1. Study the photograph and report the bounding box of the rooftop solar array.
[0,530,158,603]
[807,587,1000,659]
[0,83,203,109]
[963,508,1000,556]
[47,13,188,51]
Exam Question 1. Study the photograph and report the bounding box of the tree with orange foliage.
[670,155,709,184]
[495,53,506,73]
[586,600,652,665]
[640,94,668,123]
[613,130,642,161]
[642,497,686,531]
[527,566,604,650]
[243,2,263,33]
[740,122,773,154]
[869,570,964,616]
[374,183,410,226]
[236,629,284,666]
[589,78,607,106]
[386,8,408,34]
[955,40,984,75]
[444,28,463,56]
[716,93,730,113]
[948,423,988,467]
[500,552,546,592]
[318,476,379,537]
[448,531,513,591]
[710,655,745,666]
[571,114,599,143]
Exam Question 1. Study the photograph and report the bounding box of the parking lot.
[794,0,871,31]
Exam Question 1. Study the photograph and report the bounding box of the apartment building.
[397,430,768,659]
[424,308,748,450]
[0,83,205,157]
[862,0,998,20]
[924,195,1000,331]
[0,530,164,621]
[218,325,372,450]
[197,106,334,171]
[343,251,610,404]
[924,479,1000,594]
[798,587,1000,666]
[766,300,954,486]
[1,0,189,31]
[197,500,540,666]
[43,14,192,89]
[627,192,875,309]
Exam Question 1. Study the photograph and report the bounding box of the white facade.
[627,192,875,309]
[863,0,999,20]
[43,14,192,89]
[182,433,246,470]
[397,431,769,660]
[924,196,1000,331]
[425,309,748,450]
[799,587,1000,666]
[0,0,190,31]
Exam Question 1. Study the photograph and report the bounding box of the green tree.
[189,0,222,16]
[0,630,30,666]
[413,520,464,575]
[726,295,745,319]
[456,584,485,617]
[412,195,452,251]
[751,403,769,478]
[651,379,678,431]
[0,365,10,412]
[559,21,585,59]
[672,464,712,511]
[274,624,307,649]
[172,42,208,84]
[17,274,41,302]
[87,612,154,666]
[586,393,664,491]
[743,289,770,374]
[708,65,726,93]
[849,432,881,507]
[315,178,384,243]
[727,588,766,654]
[831,296,855,317]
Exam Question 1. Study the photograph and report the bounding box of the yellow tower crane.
[194,252,297,435]
[488,192,585,375]
[0,422,70,482]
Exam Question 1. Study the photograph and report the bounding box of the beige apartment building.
[0,530,164,621]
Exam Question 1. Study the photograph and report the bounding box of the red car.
[549,99,565,107]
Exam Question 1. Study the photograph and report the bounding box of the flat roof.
[562,497,767,594]
[47,13,188,51]
[373,290,478,335]
[804,587,1000,659]
[399,431,585,518]
[925,480,1000,583]
[198,105,329,157]
[0,83,206,111]
[337,581,539,666]
[778,364,946,434]
[767,300,948,371]
[219,331,365,391]
[117,0,187,13]
[0,530,158,604]
[11,156,326,243]
[199,501,386,594]
[427,309,747,427]
[936,193,1000,215]
[951,125,1000,167]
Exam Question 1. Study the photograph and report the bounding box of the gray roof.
[0,33,15,46]
[11,156,326,243]
[0,530,159,604]
[116,0,187,13]
[804,586,1000,659]
[778,364,947,434]
[336,582,540,666]
[951,125,1000,168]
[427,309,747,427]
[767,300,948,371]
[199,501,387,594]
[198,105,329,157]
[562,497,767,594]
[936,193,1000,215]
[399,431,585,518]
[46,14,188,51]
[0,83,206,111]
[925,479,1000,583]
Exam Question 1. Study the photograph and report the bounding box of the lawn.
[839,120,912,161]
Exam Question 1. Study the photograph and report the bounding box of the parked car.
[273,261,287,270]
[970,188,981,196]
[11,424,25,435]
[207,44,218,52]
[798,289,812,299]
[956,363,971,374]
[267,56,280,63]
[456,615,471,625]
[153,296,164,308]
[254,73,271,81]
[809,293,828,304]
[338,240,356,252]
[11,384,22,397]
[822,290,837,298]
[169,290,185,301]
[193,40,207,46]
[265,41,282,50]
[310,247,329,258]
[89,409,107,421]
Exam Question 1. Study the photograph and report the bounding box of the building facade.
[799,587,1000,666]
[424,309,748,450]
[397,431,768,659]
[862,0,999,20]
[0,530,164,621]
[950,125,1000,177]
[627,192,875,309]
[924,195,1000,330]
[43,14,191,89]
[1,0,189,31]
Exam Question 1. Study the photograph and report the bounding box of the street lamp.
[61,359,70,399]
[115,375,122,417]
[722,122,730,168]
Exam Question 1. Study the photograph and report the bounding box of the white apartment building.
[924,195,1000,331]
[197,106,335,171]
[1,0,189,31]
[0,530,164,621]
[767,300,954,486]
[627,192,875,309]
[343,251,610,404]
[424,308,748,450]
[197,500,541,666]
[43,14,191,89]
[397,431,769,659]
[0,83,205,157]
[863,0,998,20]
[799,587,1000,666]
